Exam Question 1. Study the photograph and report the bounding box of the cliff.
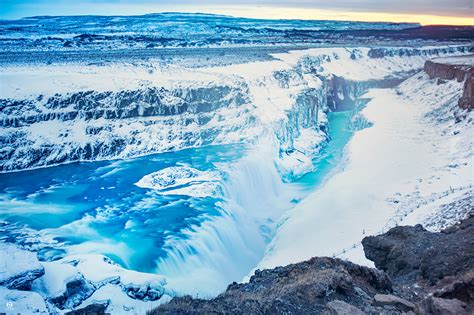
[424,56,474,110]
[148,215,473,315]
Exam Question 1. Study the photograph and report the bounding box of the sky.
[1,0,473,25]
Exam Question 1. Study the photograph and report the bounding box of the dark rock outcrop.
[362,215,474,285]
[64,303,108,315]
[373,293,415,312]
[323,300,364,315]
[423,297,468,315]
[151,257,392,314]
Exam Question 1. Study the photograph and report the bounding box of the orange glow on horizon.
[198,6,474,26]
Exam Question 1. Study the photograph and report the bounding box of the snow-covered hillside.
[256,64,473,272]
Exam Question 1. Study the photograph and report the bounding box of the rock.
[0,287,48,314]
[432,270,474,305]
[151,257,392,314]
[428,297,468,315]
[373,294,415,312]
[424,58,474,110]
[424,60,468,81]
[324,300,365,315]
[362,224,429,282]
[459,71,474,110]
[0,243,45,290]
[362,215,474,285]
[64,303,108,315]
[49,275,96,310]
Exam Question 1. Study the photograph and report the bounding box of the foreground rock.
[363,214,473,314]
[362,216,474,285]
[153,256,394,314]
[152,215,473,315]
[362,215,473,288]
[0,243,44,290]
[373,293,415,312]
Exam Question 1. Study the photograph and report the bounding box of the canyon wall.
[424,58,474,110]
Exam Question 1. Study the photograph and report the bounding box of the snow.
[274,46,470,81]
[135,166,221,198]
[256,71,473,271]
[0,243,43,285]
[29,254,171,313]
[0,287,48,314]
[78,283,170,315]
[431,55,474,66]
[400,189,472,231]
[0,63,220,100]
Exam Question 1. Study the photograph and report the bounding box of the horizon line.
[1,6,473,26]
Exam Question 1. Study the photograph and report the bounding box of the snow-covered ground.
[431,54,474,66]
[256,69,473,271]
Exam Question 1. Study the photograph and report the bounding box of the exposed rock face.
[323,300,364,315]
[152,257,392,314]
[423,57,474,110]
[373,293,415,312]
[431,270,474,303]
[0,83,257,172]
[423,297,468,315]
[459,73,474,110]
[424,60,470,82]
[0,243,44,290]
[362,215,474,285]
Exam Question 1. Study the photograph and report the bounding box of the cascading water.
[155,136,301,297]
[153,75,387,297]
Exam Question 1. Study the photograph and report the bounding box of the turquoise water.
[297,111,353,189]
[0,144,245,271]
[0,111,355,293]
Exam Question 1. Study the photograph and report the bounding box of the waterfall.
[155,136,300,297]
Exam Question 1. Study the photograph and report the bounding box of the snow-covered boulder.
[48,274,96,310]
[31,254,168,312]
[0,287,48,314]
[0,243,44,290]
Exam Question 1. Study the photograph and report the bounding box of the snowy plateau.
[0,13,473,314]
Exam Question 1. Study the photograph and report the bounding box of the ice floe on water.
[135,166,221,198]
